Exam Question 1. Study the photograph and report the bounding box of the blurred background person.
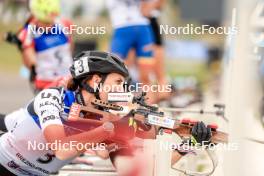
[141,0,170,101]
[250,0,264,125]
[7,0,73,93]
[106,0,159,103]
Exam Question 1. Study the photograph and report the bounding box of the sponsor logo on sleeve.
[42,115,60,124]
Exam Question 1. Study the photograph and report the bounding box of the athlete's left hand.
[111,115,138,142]
[191,121,212,145]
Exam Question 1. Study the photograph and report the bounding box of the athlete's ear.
[91,74,102,85]
[86,74,102,89]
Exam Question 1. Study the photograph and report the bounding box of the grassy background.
[0,21,210,83]
[0,42,22,72]
[0,21,23,73]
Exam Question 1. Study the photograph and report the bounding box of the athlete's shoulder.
[56,17,73,29]
[17,18,37,49]
[38,87,64,96]
[18,17,36,34]
[55,17,73,41]
[33,88,64,121]
[34,88,64,107]
[33,88,65,130]
[35,87,75,105]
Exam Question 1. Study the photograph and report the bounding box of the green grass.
[0,21,23,73]
[165,59,210,83]
[0,42,22,73]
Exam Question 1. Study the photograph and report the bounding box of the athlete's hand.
[29,65,37,83]
[191,121,212,145]
[111,115,137,142]
[4,32,22,50]
[141,2,155,17]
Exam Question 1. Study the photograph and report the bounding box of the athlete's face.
[99,73,126,101]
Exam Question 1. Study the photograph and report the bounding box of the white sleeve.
[34,88,64,131]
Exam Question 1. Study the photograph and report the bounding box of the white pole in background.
[154,131,173,176]
[222,0,261,175]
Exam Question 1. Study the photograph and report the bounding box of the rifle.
[66,92,228,144]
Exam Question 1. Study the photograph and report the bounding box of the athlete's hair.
[67,78,79,91]
[67,73,103,91]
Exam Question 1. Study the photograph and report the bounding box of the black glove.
[29,65,37,83]
[5,32,22,51]
[111,115,137,142]
[191,121,212,145]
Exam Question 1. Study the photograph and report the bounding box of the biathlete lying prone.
[0,51,212,176]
